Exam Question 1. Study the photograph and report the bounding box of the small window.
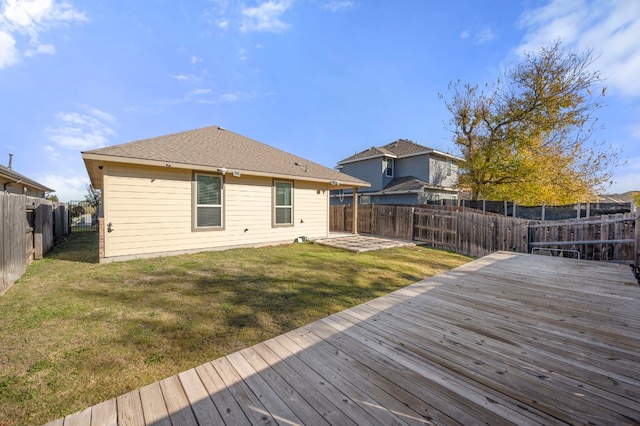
[195,174,223,228]
[385,158,394,177]
[274,181,293,225]
[446,159,452,176]
[360,195,371,205]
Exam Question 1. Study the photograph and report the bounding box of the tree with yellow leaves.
[441,41,622,204]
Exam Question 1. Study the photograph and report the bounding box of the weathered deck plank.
[44,252,640,425]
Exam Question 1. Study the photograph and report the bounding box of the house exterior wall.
[101,163,330,261]
[0,178,46,197]
[339,157,384,191]
[395,154,429,183]
[429,156,458,188]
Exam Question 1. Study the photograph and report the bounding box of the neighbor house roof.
[377,176,458,194]
[0,164,54,193]
[338,139,463,165]
[82,126,369,189]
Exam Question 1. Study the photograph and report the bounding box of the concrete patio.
[311,233,417,253]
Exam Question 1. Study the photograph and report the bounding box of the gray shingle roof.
[83,126,368,187]
[338,139,462,165]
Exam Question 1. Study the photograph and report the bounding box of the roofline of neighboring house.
[337,149,463,166]
[82,153,370,190]
[0,167,54,193]
[332,186,460,197]
[336,152,396,166]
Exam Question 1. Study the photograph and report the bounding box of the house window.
[385,158,394,177]
[360,195,371,205]
[274,181,293,225]
[195,174,223,228]
[446,159,452,176]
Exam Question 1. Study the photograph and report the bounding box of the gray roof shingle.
[83,126,368,187]
[338,139,462,164]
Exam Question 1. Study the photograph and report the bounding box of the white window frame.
[193,173,224,230]
[273,180,293,226]
[385,157,394,177]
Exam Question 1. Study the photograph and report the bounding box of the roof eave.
[0,170,54,193]
[337,153,397,166]
[82,153,370,189]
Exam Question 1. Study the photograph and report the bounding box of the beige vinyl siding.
[102,163,330,259]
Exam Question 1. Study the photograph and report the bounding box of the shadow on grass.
[47,231,99,264]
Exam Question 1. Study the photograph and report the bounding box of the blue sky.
[1,0,638,201]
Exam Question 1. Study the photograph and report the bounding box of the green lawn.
[0,232,471,425]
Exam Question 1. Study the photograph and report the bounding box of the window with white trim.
[195,174,223,228]
[274,181,293,225]
[385,158,394,177]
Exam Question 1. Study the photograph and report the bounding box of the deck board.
[45,252,640,425]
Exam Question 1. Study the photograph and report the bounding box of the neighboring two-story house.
[333,139,462,205]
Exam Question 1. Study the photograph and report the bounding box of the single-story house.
[1,155,53,198]
[82,126,369,262]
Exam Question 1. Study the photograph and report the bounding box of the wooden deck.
[46,252,640,425]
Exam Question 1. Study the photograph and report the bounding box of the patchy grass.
[0,232,471,425]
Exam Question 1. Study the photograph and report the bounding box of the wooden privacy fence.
[330,204,639,264]
[1,193,70,295]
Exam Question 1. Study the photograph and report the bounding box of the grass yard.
[0,232,471,426]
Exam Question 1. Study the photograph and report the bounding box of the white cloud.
[0,0,86,67]
[217,19,228,29]
[0,30,17,68]
[517,0,640,98]
[608,155,640,193]
[190,55,201,64]
[38,172,89,201]
[459,27,497,45]
[322,1,355,12]
[240,0,292,33]
[188,88,211,96]
[24,41,54,56]
[192,91,257,105]
[474,28,496,44]
[46,107,116,150]
[239,48,247,61]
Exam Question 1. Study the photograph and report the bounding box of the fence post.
[635,211,640,282]
[513,201,517,218]
[577,202,581,219]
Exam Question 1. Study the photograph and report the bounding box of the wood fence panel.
[329,205,345,232]
[414,209,457,251]
[1,194,69,296]
[358,205,373,234]
[328,204,637,264]
[528,214,635,261]
[1,193,28,295]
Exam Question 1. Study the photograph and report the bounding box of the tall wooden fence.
[1,193,70,295]
[330,204,639,264]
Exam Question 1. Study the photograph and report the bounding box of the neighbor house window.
[360,195,371,205]
[446,159,452,176]
[274,181,293,225]
[385,158,394,177]
[194,174,223,228]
